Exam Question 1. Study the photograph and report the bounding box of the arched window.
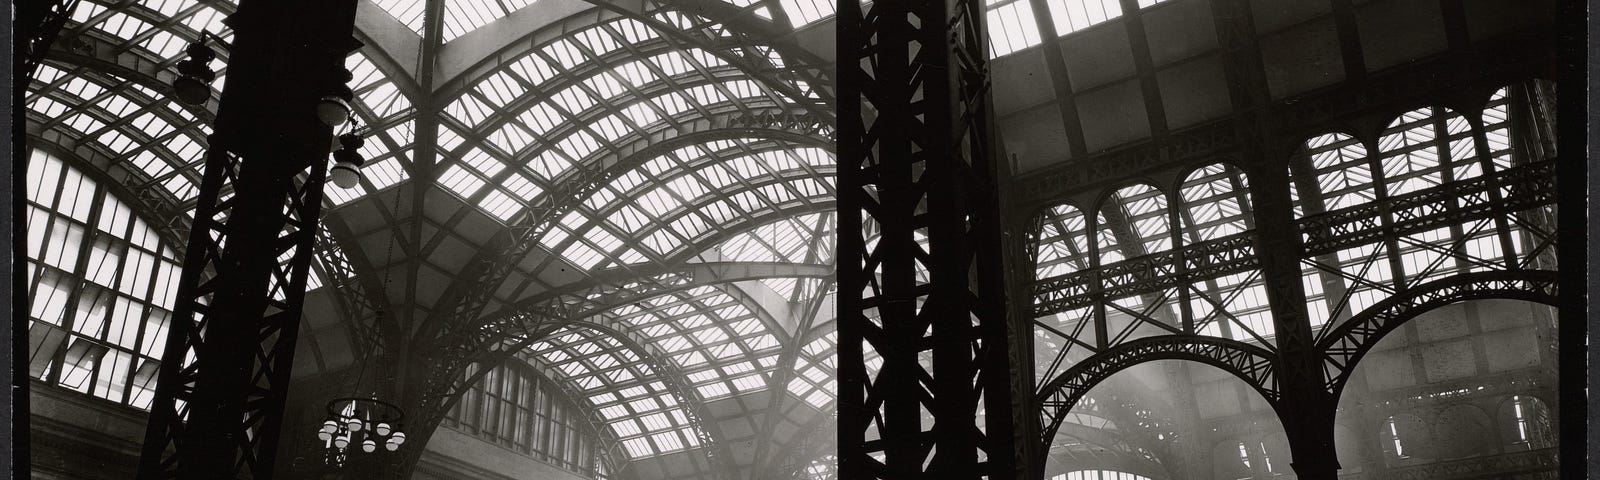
[1499,395,1554,450]
[443,362,601,472]
[25,149,182,409]
[1052,470,1154,480]
[1179,164,1273,341]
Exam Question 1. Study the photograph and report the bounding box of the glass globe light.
[362,439,377,453]
[375,422,392,436]
[317,431,333,442]
[334,436,349,449]
[173,75,211,106]
[329,133,366,189]
[320,420,338,434]
[390,431,406,446]
[348,417,363,433]
[316,96,351,127]
[330,162,361,189]
[384,439,399,451]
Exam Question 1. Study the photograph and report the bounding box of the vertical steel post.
[837,0,1016,475]
[136,0,361,477]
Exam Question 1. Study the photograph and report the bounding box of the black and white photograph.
[9,0,1594,479]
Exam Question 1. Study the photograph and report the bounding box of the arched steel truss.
[1036,336,1279,448]
[1317,269,1558,395]
[1027,94,1560,471]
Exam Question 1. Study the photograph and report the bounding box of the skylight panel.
[503,173,542,200]
[96,13,152,39]
[439,164,487,198]
[613,61,660,87]
[142,31,188,58]
[609,18,659,44]
[620,102,662,127]
[575,27,623,57]
[518,103,563,136]
[489,121,534,153]
[475,71,527,107]
[445,94,493,127]
[360,82,411,118]
[986,0,1045,57]
[556,131,601,160]
[480,189,521,221]
[1047,0,1121,34]
[552,87,597,115]
[544,40,587,70]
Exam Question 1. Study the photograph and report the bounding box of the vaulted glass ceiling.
[30,0,840,478]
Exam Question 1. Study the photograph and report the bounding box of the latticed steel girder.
[134,0,360,477]
[1034,335,1279,448]
[1299,160,1558,256]
[1317,269,1559,394]
[20,0,81,80]
[1033,233,1260,316]
[836,0,1016,475]
[416,108,833,355]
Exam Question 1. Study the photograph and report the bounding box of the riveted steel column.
[136,0,360,477]
[837,0,1016,475]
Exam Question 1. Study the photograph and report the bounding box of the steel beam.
[135,0,361,477]
[836,0,1016,475]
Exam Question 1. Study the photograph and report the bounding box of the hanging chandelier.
[316,396,407,466]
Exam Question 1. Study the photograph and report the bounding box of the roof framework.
[27,0,844,477]
[23,0,1559,478]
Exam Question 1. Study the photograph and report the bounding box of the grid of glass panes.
[1034,204,1093,280]
[442,362,598,472]
[779,0,836,27]
[1177,164,1274,341]
[988,0,1044,57]
[27,64,210,202]
[323,51,416,207]
[609,286,782,401]
[437,15,809,225]
[527,327,706,458]
[538,139,833,271]
[1291,91,1538,337]
[786,331,836,409]
[25,150,180,410]
[1052,471,1152,480]
[714,211,835,300]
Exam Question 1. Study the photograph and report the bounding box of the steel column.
[837,0,1016,475]
[135,0,361,477]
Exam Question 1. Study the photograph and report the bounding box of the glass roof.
[32,0,842,477]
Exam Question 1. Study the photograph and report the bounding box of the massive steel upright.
[136,0,360,477]
[837,0,1017,476]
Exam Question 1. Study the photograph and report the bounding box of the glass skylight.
[525,327,707,458]
[606,286,783,402]
[537,139,833,271]
[442,0,539,42]
[436,13,819,225]
[786,331,837,409]
[28,64,207,202]
[25,150,182,410]
[1290,90,1545,339]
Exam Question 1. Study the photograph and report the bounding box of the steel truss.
[1028,116,1559,479]
[135,0,360,477]
[836,0,1016,475]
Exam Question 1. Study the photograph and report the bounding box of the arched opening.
[1334,298,1558,472]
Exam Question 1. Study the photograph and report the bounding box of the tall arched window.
[25,149,182,409]
[443,362,601,473]
[1178,163,1273,341]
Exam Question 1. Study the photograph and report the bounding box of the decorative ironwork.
[20,0,81,80]
[837,0,1016,474]
[135,0,360,477]
[1298,161,1557,256]
[1317,270,1558,394]
[316,397,408,466]
[1033,233,1259,316]
[1035,335,1278,446]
